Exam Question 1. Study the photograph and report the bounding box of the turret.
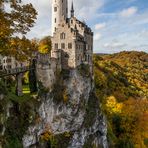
[51,0,68,36]
[71,1,74,18]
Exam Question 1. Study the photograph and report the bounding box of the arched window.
[60,33,66,39]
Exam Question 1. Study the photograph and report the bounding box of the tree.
[120,98,148,148]
[38,36,52,54]
[0,0,37,56]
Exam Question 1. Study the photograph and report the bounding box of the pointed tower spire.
[71,1,74,18]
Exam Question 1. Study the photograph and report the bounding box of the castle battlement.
[36,53,51,65]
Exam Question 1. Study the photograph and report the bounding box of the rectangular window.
[55,43,58,49]
[68,43,72,49]
[54,7,57,12]
[61,43,65,49]
[55,18,56,23]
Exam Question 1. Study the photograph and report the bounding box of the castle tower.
[51,0,68,35]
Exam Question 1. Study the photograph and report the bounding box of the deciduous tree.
[0,0,37,56]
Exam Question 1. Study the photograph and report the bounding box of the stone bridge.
[0,60,37,96]
[0,53,52,96]
[0,66,34,77]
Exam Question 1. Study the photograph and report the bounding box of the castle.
[0,0,93,75]
[50,0,93,73]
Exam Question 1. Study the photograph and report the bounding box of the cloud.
[139,30,148,38]
[94,33,102,40]
[22,0,147,54]
[119,6,138,17]
[70,0,105,21]
[24,0,52,39]
[104,40,127,49]
[25,0,104,38]
[95,23,106,30]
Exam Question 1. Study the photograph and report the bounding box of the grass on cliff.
[6,85,36,104]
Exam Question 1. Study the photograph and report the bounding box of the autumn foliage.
[0,0,37,58]
[94,51,148,147]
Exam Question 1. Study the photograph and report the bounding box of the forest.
[94,51,148,148]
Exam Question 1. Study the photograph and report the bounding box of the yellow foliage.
[64,131,71,138]
[105,96,123,115]
[40,131,52,141]
[38,36,51,54]
[63,89,68,103]
[38,44,49,54]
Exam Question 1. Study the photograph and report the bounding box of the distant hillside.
[94,51,148,100]
[94,51,148,148]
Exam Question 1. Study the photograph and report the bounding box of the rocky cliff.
[0,63,108,148]
[22,64,108,148]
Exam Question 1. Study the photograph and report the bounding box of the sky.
[25,0,148,53]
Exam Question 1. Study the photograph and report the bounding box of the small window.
[88,55,90,62]
[85,55,87,61]
[55,18,56,23]
[60,33,66,39]
[78,55,79,61]
[61,43,65,49]
[55,43,58,49]
[68,43,72,49]
[54,7,57,12]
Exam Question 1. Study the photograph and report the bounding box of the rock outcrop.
[22,67,108,148]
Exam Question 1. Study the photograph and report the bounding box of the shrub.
[0,79,7,95]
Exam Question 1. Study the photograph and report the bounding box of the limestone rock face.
[22,69,108,148]
[36,54,56,91]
